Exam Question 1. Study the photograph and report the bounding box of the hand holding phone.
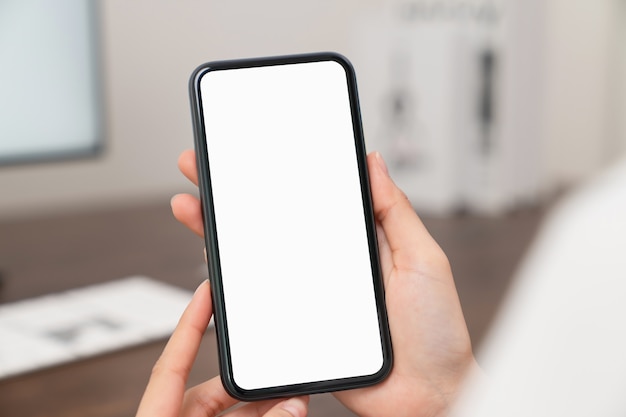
[172,149,476,417]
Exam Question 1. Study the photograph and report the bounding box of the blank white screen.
[200,60,383,390]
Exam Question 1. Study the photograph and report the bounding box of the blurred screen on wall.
[0,0,102,165]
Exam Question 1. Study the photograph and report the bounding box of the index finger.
[178,149,199,186]
[136,280,212,417]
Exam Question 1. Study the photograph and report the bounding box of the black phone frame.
[188,52,393,401]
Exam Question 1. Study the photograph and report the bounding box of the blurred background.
[0,0,625,416]
[1,0,625,217]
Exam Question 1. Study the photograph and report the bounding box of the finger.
[263,397,309,417]
[178,149,199,186]
[183,377,309,417]
[223,396,309,417]
[171,193,205,237]
[136,280,212,417]
[375,222,394,286]
[180,376,239,417]
[367,152,448,274]
[221,398,282,417]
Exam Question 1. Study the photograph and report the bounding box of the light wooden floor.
[0,202,546,417]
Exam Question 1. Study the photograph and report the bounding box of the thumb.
[367,152,448,273]
[264,397,309,417]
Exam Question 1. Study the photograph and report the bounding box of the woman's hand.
[136,280,308,417]
[331,152,475,417]
[171,150,474,417]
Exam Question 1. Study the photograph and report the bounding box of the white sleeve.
[451,159,626,417]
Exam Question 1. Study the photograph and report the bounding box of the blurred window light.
[0,0,102,165]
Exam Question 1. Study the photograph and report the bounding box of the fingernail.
[170,194,181,207]
[375,152,389,176]
[280,397,307,417]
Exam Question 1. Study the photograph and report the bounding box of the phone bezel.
[188,52,392,401]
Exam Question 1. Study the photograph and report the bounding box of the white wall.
[0,0,373,218]
[1,0,624,218]
[616,0,626,157]
[541,0,625,189]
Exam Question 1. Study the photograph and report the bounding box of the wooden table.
[0,203,546,416]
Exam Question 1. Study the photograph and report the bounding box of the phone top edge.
[190,52,353,80]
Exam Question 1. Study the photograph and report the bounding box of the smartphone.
[188,52,392,400]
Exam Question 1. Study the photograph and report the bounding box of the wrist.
[437,358,486,417]
[434,356,483,417]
